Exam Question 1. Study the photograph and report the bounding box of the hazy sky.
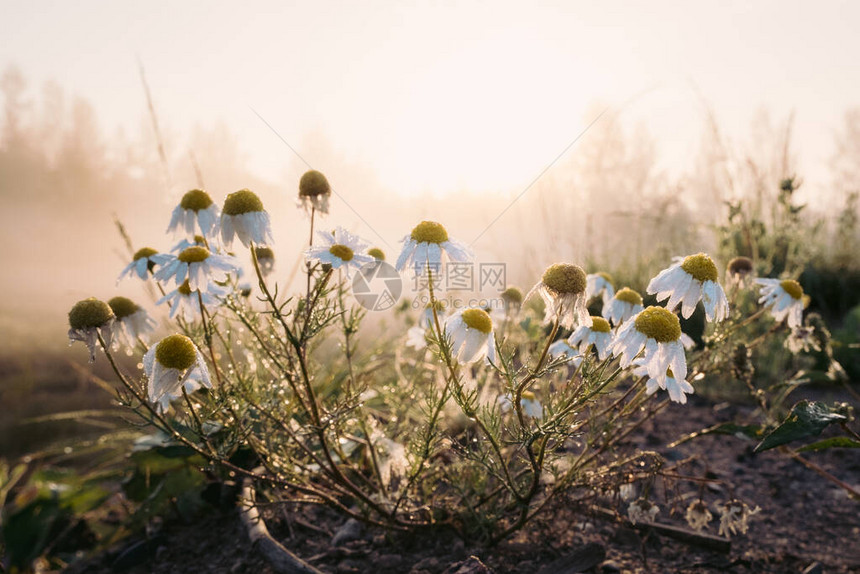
[2,0,859,195]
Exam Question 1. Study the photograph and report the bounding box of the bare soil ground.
[66,385,860,574]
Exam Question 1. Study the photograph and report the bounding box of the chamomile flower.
[633,359,695,404]
[726,256,755,289]
[586,272,615,304]
[756,278,805,329]
[170,235,207,253]
[220,189,273,248]
[157,280,226,320]
[305,226,373,278]
[602,287,644,326]
[647,253,729,321]
[685,501,713,532]
[367,248,386,261]
[419,300,447,330]
[785,325,821,354]
[568,316,614,360]
[610,306,687,388]
[68,298,115,363]
[500,287,524,315]
[143,334,211,412]
[526,263,591,329]
[627,499,659,525]
[108,296,156,346]
[548,339,579,361]
[118,247,164,282]
[253,246,275,277]
[297,170,332,216]
[498,391,543,419]
[444,308,496,365]
[395,221,473,274]
[718,500,760,537]
[153,246,239,291]
[167,189,219,237]
[406,326,429,350]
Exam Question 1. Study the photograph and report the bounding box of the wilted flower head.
[220,189,273,248]
[118,247,162,282]
[611,306,687,391]
[143,334,211,413]
[68,298,115,362]
[501,286,523,313]
[726,256,755,288]
[647,253,729,322]
[526,263,591,329]
[685,500,713,532]
[396,221,473,275]
[108,296,156,346]
[297,170,332,215]
[253,246,275,276]
[602,287,644,326]
[568,316,613,360]
[153,246,239,291]
[785,325,821,354]
[168,189,219,237]
[627,498,659,524]
[367,247,386,261]
[305,226,373,278]
[444,308,496,365]
[756,278,805,329]
[718,500,760,537]
[586,272,615,304]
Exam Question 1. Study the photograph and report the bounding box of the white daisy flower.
[118,247,164,282]
[68,298,115,363]
[143,334,211,413]
[610,306,687,390]
[633,358,695,404]
[406,326,428,350]
[525,263,592,329]
[108,296,156,346]
[726,256,756,289]
[548,339,582,366]
[253,245,275,277]
[568,316,614,360]
[220,189,273,248]
[586,272,615,304]
[167,189,220,237]
[297,170,332,216]
[498,390,543,419]
[305,226,374,278]
[153,246,239,291]
[718,500,760,537]
[685,501,713,532]
[602,287,645,326]
[157,280,226,321]
[627,499,659,525]
[395,221,473,274]
[444,308,496,365]
[647,253,729,322]
[419,300,448,330]
[756,278,805,329]
[785,325,820,354]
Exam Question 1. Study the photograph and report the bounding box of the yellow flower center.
[521,390,536,401]
[108,296,139,319]
[634,306,681,343]
[177,280,194,296]
[133,247,158,261]
[329,244,354,262]
[254,246,275,261]
[410,221,449,244]
[223,189,264,216]
[179,189,214,211]
[680,253,718,283]
[614,287,643,305]
[299,170,332,197]
[597,271,614,284]
[68,298,114,330]
[780,279,803,300]
[367,248,385,261]
[155,334,197,370]
[501,287,523,304]
[462,308,493,334]
[178,246,211,263]
[542,263,586,295]
[727,256,753,276]
[590,316,611,333]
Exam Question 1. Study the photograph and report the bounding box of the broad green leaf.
[754,400,847,453]
[797,437,860,452]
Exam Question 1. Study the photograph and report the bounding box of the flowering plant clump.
[69,174,858,551]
